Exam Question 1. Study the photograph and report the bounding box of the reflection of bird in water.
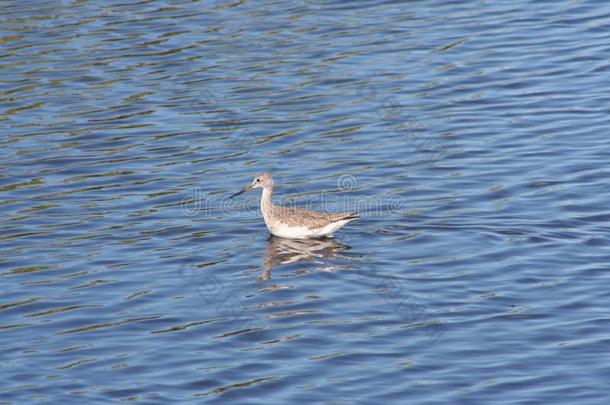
[260,236,351,282]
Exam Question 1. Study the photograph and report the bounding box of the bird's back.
[269,204,357,229]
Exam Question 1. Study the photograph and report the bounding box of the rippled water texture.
[2,0,610,403]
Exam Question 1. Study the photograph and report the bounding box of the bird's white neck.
[261,186,274,210]
[260,186,274,227]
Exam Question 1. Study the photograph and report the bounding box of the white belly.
[268,219,353,239]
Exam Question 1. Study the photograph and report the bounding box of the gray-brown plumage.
[267,204,358,228]
[231,173,358,238]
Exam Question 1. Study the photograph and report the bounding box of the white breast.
[269,222,316,239]
[267,219,354,239]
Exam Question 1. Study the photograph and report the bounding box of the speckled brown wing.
[270,205,358,228]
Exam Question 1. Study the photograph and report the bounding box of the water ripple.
[1,0,609,403]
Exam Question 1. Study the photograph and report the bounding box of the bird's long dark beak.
[230,184,254,198]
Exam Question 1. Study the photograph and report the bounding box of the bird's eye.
[256,178,260,182]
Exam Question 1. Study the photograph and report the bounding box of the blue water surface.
[1,0,609,403]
